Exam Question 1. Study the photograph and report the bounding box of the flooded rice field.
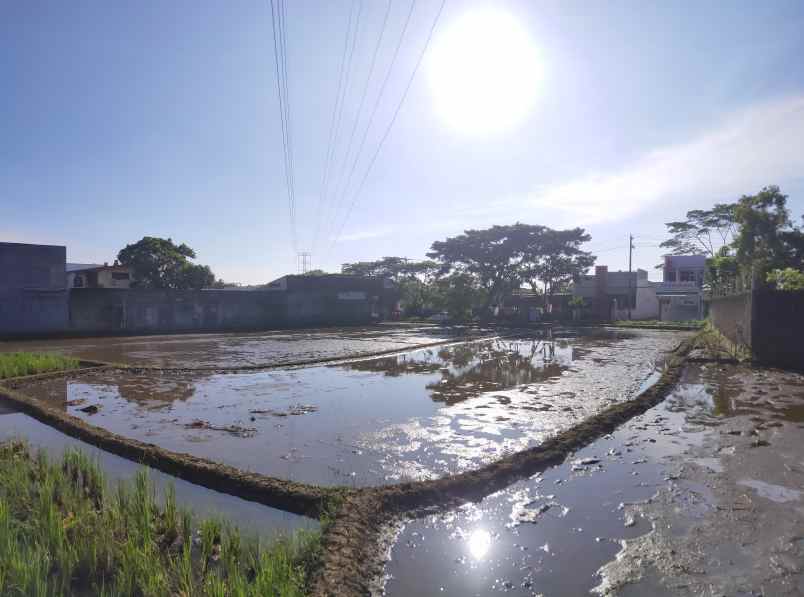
[0,324,480,368]
[6,327,686,486]
[385,362,804,596]
[0,407,316,537]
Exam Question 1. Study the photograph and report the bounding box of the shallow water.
[0,325,480,368]
[0,409,316,537]
[9,329,685,486]
[384,367,715,596]
[384,361,804,596]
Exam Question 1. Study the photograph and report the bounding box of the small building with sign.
[67,262,132,289]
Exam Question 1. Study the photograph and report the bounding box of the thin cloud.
[500,94,804,226]
[333,227,393,242]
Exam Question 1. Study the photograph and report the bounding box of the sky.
[3,0,804,284]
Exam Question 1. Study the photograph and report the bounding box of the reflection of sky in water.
[13,331,686,486]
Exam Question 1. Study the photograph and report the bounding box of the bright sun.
[428,8,542,135]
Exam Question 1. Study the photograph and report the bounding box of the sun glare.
[428,8,542,135]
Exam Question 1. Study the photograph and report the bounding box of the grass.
[0,352,81,380]
[0,441,321,596]
[695,321,751,361]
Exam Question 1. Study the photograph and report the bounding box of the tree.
[427,224,536,309]
[520,228,595,298]
[432,273,487,321]
[342,257,440,316]
[766,268,804,291]
[117,237,216,290]
[732,186,802,284]
[660,203,737,257]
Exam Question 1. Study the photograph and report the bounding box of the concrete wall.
[69,289,287,333]
[0,243,68,336]
[751,289,804,370]
[709,293,752,348]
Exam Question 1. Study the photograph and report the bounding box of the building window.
[679,270,696,282]
[664,269,676,282]
[111,272,130,281]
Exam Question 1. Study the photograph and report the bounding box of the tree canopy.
[660,203,736,257]
[117,237,216,290]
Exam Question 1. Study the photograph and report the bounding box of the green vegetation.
[0,352,80,380]
[696,321,751,361]
[0,441,320,596]
[766,267,804,291]
[662,185,804,295]
[117,236,223,290]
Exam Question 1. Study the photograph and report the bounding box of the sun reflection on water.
[467,528,492,560]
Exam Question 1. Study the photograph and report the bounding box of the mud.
[0,325,487,369]
[596,362,804,596]
[5,330,683,487]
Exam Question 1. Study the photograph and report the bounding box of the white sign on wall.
[337,291,367,301]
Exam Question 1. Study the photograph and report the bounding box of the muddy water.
[384,362,804,596]
[383,368,712,596]
[0,407,316,537]
[9,329,685,487]
[0,325,480,368]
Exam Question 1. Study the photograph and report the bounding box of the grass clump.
[0,441,319,596]
[0,352,81,380]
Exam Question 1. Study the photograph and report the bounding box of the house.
[662,255,706,285]
[0,242,68,335]
[67,262,132,289]
[572,266,652,320]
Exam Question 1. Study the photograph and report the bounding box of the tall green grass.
[0,441,320,596]
[0,352,80,380]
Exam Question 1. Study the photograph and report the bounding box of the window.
[679,270,696,282]
[111,272,130,280]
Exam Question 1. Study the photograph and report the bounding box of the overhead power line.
[269,0,297,252]
[330,0,446,248]
[313,0,363,253]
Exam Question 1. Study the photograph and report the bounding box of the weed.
[0,441,318,596]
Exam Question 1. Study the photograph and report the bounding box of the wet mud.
[5,330,683,487]
[0,325,486,369]
[596,362,804,596]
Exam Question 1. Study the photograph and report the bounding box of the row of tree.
[343,224,596,318]
[660,185,804,293]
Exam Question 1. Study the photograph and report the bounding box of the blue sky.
[3,0,804,283]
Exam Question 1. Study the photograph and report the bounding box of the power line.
[316,0,364,251]
[319,0,393,253]
[332,0,446,248]
[269,0,297,252]
[326,0,419,245]
[312,2,357,256]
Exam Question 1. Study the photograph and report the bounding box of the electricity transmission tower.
[297,252,311,274]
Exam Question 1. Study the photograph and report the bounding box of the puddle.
[0,408,316,537]
[738,479,802,503]
[384,365,727,596]
[0,325,481,369]
[10,330,685,486]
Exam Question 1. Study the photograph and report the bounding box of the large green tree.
[427,224,536,309]
[342,257,440,315]
[732,186,804,283]
[660,203,737,257]
[117,237,216,290]
[520,227,595,297]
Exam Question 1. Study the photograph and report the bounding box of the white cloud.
[333,227,393,242]
[497,94,804,226]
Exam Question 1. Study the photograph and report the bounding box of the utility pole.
[297,252,311,274]
[627,234,634,320]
